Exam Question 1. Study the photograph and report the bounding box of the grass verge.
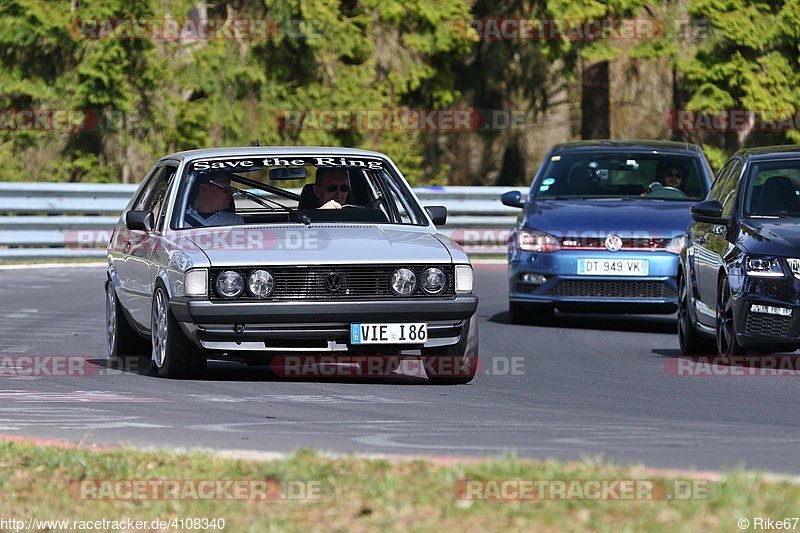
[0,441,796,532]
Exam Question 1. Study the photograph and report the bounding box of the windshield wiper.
[211,180,311,226]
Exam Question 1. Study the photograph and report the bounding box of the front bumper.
[170,295,478,352]
[508,250,679,313]
[731,276,800,350]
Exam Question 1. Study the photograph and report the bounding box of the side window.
[708,160,735,202]
[151,165,179,232]
[132,165,164,211]
[720,160,743,218]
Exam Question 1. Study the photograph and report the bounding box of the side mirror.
[690,200,726,224]
[126,210,154,231]
[501,190,525,208]
[425,206,447,226]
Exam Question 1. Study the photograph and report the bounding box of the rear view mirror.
[269,167,307,180]
[425,206,447,226]
[125,210,154,231]
[501,190,524,208]
[691,200,726,224]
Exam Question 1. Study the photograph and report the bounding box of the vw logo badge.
[324,271,344,292]
[604,234,623,252]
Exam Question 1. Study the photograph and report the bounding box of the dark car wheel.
[677,272,715,355]
[151,284,207,379]
[106,280,149,360]
[716,276,745,357]
[421,315,479,385]
[509,301,553,325]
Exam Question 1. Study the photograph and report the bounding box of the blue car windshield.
[534,152,706,200]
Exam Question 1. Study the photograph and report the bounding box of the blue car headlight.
[517,229,561,252]
[745,256,784,277]
[666,235,685,255]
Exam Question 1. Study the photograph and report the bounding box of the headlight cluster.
[745,256,784,277]
[517,229,561,252]
[391,267,449,296]
[215,269,275,298]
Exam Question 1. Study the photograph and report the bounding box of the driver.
[314,167,350,209]
[658,165,686,190]
[185,173,244,227]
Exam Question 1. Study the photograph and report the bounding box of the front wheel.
[677,272,715,355]
[716,276,745,357]
[421,315,479,385]
[151,285,207,379]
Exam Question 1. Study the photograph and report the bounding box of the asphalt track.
[1,264,800,474]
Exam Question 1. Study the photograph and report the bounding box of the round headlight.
[421,267,446,294]
[390,268,417,296]
[215,270,244,298]
[247,269,275,298]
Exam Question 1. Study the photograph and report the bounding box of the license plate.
[577,258,649,276]
[350,323,427,344]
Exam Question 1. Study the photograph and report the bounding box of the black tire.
[151,284,207,379]
[421,315,479,385]
[716,276,746,357]
[509,301,553,325]
[677,272,715,355]
[106,280,150,361]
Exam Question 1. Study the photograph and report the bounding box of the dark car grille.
[548,280,676,300]
[561,237,669,250]
[744,313,792,337]
[209,265,455,300]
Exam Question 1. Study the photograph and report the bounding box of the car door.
[127,163,180,329]
[691,160,736,326]
[115,164,163,313]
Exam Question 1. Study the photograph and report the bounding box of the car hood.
[741,219,800,256]
[177,224,452,266]
[523,199,695,237]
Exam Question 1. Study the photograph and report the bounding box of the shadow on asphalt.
[652,348,800,370]
[489,310,677,334]
[89,357,434,384]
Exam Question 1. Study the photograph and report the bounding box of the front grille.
[210,265,455,300]
[561,236,669,250]
[745,313,792,337]
[548,280,676,299]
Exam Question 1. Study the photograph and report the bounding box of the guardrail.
[0,183,526,260]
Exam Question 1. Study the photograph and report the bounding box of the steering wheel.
[341,204,367,209]
[341,197,384,209]
[643,181,688,199]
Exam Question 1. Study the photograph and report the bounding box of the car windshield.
[744,160,800,218]
[533,152,707,201]
[174,155,425,228]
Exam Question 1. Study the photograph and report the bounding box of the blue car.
[501,140,714,323]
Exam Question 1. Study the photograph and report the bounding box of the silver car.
[106,147,479,384]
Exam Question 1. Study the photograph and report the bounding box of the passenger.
[185,173,244,227]
[314,167,350,209]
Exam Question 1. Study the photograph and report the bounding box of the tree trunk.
[581,60,610,139]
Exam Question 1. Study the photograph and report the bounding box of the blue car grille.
[744,313,792,337]
[548,280,676,299]
[561,237,668,250]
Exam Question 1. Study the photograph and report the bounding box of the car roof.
[159,146,389,163]
[550,139,704,155]
[734,145,800,161]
